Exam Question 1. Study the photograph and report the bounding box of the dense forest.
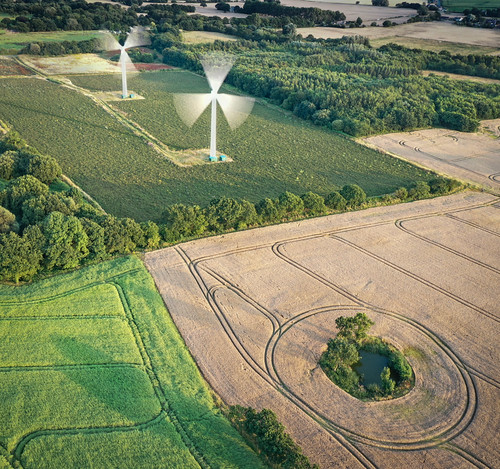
[161,37,500,136]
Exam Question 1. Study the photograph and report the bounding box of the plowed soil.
[146,191,500,468]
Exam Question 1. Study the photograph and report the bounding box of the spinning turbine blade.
[217,94,255,130]
[124,26,151,50]
[201,54,235,93]
[99,31,121,52]
[173,93,212,127]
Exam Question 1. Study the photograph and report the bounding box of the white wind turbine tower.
[101,26,151,98]
[173,54,255,159]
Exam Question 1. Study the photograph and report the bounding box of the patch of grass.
[0,256,265,468]
[182,30,238,44]
[0,30,102,53]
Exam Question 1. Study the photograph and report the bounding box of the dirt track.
[146,191,500,468]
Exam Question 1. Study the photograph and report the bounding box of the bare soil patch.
[146,191,500,469]
[0,57,33,76]
[363,120,500,192]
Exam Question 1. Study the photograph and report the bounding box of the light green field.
[0,30,102,53]
[0,70,434,221]
[0,256,265,468]
[182,30,237,44]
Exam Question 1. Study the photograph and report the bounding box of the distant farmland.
[0,256,264,469]
[0,70,434,221]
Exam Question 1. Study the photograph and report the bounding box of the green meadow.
[0,70,434,221]
[0,256,265,469]
[0,30,102,53]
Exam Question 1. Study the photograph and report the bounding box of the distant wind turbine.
[101,26,151,98]
[173,54,255,159]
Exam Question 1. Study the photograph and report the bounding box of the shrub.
[340,184,366,207]
[27,154,62,185]
[394,187,408,200]
[277,191,304,219]
[5,175,49,215]
[256,197,280,223]
[301,191,326,216]
[0,151,17,180]
[325,191,347,210]
[409,181,430,200]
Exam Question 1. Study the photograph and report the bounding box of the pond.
[354,351,389,386]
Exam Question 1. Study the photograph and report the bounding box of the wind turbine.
[173,54,255,159]
[101,26,150,98]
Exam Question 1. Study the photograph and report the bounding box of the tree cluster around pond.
[319,313,414,400]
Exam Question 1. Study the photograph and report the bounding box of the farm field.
[146,190,500,469]
[363,118,500,191]
[0,30,102,54]
[0,69,435,221]
[0,256,264,469]
[181,31,238,44]
[298,22,500,53]
[442,0,500,12]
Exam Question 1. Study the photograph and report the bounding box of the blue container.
[209,156,217,162]
[220,155,227,161]
[130,93,135,98]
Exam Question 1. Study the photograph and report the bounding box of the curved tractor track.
[0,269,209,469]
[146,192,500,469]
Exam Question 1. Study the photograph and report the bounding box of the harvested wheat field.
[364,119,500,192]
[146,191,500,468]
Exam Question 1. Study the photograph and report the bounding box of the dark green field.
[0,256,265,469]
[442,0,500,11]
[0,70,434,221]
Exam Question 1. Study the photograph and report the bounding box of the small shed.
[220,155,227,161]
[209,155,218,162]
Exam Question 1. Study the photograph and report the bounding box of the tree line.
[0,0,140,33]
[160,38,500,136]
[0,131,460,284]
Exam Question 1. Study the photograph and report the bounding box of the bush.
[5,175,49,215]
[340,184,366,207]
[325,191,347,210]
[0,151,17,180]
[409,181,430,200]
[277,191,304,219]
[301,191,326,216]
[27,154,62,185]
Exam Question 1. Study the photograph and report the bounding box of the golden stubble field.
[363,119,500,192]
[146,191,500,468]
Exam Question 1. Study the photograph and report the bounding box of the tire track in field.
[271,243,478,448]
[10,271,211,469]
[175,246,376,469]
[167,196,498,467]
[328,235,499,324]
[0,268,141,306]
[395,218,500,275]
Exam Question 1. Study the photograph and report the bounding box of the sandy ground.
[299,21,500,47]
[19,54,120,75]
[363,119,500,192]
[146,191,500,469]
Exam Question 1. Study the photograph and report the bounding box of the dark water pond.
[354,351,389,386]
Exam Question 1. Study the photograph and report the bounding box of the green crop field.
[0,256,265,469]
[0,31,102,53]
[0,70,434,221]
[442,0,500,11]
